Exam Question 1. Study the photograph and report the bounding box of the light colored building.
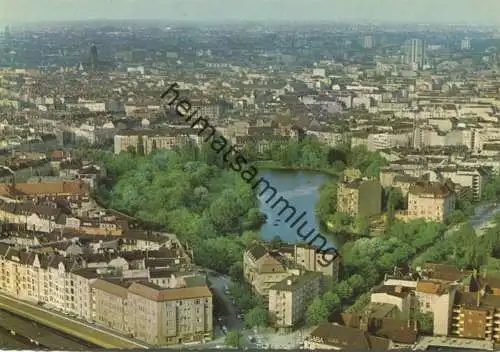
[438,167,488,202]
[90,279,213,346]
[406,181,456,223]
[91,279,129,331]
[415,281,456,336]
[114,129,191,155]
[363,35,373,49]
[404,38,426,70]
[243,244,341,299]
[243,244,299,298]
[268,272,322,330]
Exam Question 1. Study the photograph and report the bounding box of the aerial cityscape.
[3,0,500,350]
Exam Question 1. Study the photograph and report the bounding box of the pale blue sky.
[0,0,499,25]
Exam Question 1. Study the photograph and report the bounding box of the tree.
[270,235,283,250]
[306,297,329,326]
[354,216,370,236]
[347,274,366,296]
[137,135,145,156]
[335,281,354,300]
[244,307,268,328]
[322,292,341,316]
[224,330,243,348]
[316,183,338,225]
[330,212,353,231]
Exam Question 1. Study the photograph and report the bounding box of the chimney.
[287,279,292,286]
[395,285,402,294]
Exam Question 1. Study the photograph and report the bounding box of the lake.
[256,168,340,249]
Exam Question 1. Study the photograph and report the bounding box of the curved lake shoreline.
[256,167,340,249]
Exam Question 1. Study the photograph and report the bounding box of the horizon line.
[4,18,500,28]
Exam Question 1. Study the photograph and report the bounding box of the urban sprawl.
[0,23,500,351]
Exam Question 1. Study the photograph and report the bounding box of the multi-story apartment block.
[268,272,322,330]
[337,178,382,217]
[406,181,456,223]
[448,274,500,342]
[91,278,213,345]
[91,278,129,331]
[366,132,412,151]
[0,180,90,203]
[305,127,346,148]
[279,244,341,279]
[243,243,341,299]
[415,281,456,336]
[114,129,192,155]
[243,244,301,298]
[437,166,489,202]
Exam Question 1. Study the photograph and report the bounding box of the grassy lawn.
[0,296,144,349]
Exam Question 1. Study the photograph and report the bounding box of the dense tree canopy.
[306,297,329,326]
[96,145,264,274]
[244,307,269,328]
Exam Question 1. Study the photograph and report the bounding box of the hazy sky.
[1,0,499,25]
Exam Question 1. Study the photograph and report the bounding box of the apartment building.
[243,244,301,298]
[337,178,382,217]
[437,166,489,201]
[450,275,500,342]
[268,272,322,330]
[415,281,456,336]
[243,243,341,299]
[279,244,341,279]
[91,278,129,331]
[405,181,456,223]
[114,129,191,155]
[366,132,412,151]
[305,127,346,147]
[0,180,90,204]
[91,278,213,345]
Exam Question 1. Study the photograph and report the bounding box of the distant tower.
[4,26,10,40]
[363,35,373,49]
[404,38,426,70]
[461,38,471,51]
[89,43,98,70]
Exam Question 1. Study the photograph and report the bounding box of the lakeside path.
[0,292,150,349]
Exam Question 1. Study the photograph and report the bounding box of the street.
[203,272,312,350]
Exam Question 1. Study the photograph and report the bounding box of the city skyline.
[1,0,500,26]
